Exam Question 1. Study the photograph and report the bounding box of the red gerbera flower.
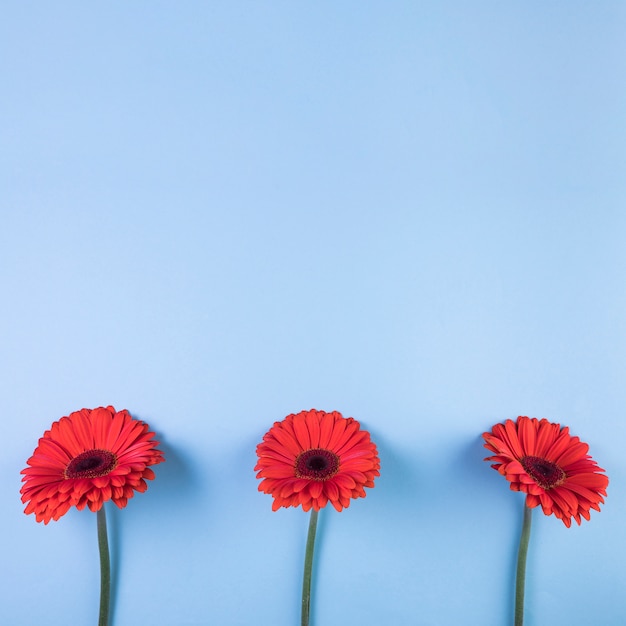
[483,416,608,527]
[255,409,380,512]
[21,406,164,524]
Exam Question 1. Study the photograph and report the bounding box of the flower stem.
[97,506,111,626]
[301,509,319,626]
[515,503,533,626]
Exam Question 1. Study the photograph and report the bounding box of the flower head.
[483,416,608,527]
[21,406,164,524]
[255,409,380,512]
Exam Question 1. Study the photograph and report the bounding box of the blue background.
[1,3,624,625]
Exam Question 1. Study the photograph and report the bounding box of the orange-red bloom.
[483,416,608,527]
[255,409,380,512]
[21,406,164,524]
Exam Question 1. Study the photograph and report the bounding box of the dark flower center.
[521,455,566,489]
[295,448,340,480]
[65,449,118,479]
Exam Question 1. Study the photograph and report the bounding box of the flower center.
[65,449,118,479]
[295,448,340,480]
[521,455,566,489]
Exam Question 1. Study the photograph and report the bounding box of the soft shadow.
[107,433,199,624]
[367,427,423,514]
[148,435,201,508]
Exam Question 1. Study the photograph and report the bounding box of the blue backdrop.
[1,3,624,625]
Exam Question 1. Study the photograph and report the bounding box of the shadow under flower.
[106,433,198,624]
[366,427,423,515]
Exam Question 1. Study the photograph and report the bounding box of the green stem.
[301,509,319,626]
[97,506,111,626]
[514,503,533,626]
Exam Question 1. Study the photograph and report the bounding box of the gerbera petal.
[525,494,541,509]
[517,417,537,457]
[266,423,302,457]
[325,417,349,452]
[503,419,524,458]
[305,411,321,449]
[561,480,606,504]
[55,416,86,455]
[340,457,381,472]
[324,480,339,502]
[334,473,357,490]
[86,408,115,446]
[554,440,589,467]
[336,429,370,456]
[101,410,127,450]
[545,428,574,461]
[314,494,328,510]
[534,419,560,457]
[308,481,324,499]
[547,488,576,518]
[318,411,336,448]
[258,438,297,463]
[331,419,361,453]
[292,413,312,450]
[567,472,608,491]
[31,439,72,466]
[330,498,344,512]
[110,418,149,455]
[255,465,295,479]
